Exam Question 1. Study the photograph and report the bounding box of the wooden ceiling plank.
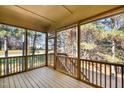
[15,5,57,23]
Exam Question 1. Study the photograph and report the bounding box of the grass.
[80,42,96,50]
[0,50,45,57]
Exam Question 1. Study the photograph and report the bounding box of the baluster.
[100,63,102,87]
[18,57,20,72]
[85,61,87,80]
[8,58,11,74]
[10,58,13,74]
[37,55,39,67]
[35,55,37,68]
[39,56,42,67]
[35,55,38,68]
[92,62,94,84]
[34,56,35,68]
[88,62,90,82]
[16,57,17,72]
[38,56,40,67]
[50,54,51,66]
[21,57,23,71]
[104,64,106,88]
[13,58,15,73]
[1,59,4,75]
[13,58,16,73]
[115,66,117,88]
[75,59,77,77]
[10,58,12,74]
[21,57,22,71]
[96,63,97,86]
[37,56,39,67]
[1,59,4,76]
[35,55,36,68]
[70,58,72,75]
[121,66,123,88]
[33,55,37,69]
[37,55,38,68]
[0,59,1,76]
[109,65,111,88]
[82,60,84,80]
[17,57,19,72]
[3,58,5,75]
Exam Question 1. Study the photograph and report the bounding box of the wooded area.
[57,13,124,64]
[0,24,46,57]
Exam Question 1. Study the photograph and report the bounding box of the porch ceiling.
[0,5,123,32]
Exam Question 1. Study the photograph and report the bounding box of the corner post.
[54,31,57,69]
[45,32,48,66]
[77,22,81,80]
[25,29,28,71]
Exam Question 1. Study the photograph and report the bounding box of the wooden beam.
[62,5,73,14]
[54,31,57,69]
[77,22,81,80]
[45,32,48,66]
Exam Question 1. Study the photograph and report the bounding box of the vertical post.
[54,31,57,69]
[25,29,28,71]
[77,22,81,80]
[45,32,48,66]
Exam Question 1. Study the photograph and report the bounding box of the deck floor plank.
[26,71,45,88]
[20,73,33,88]
[0,77,4,88]
[3,77,9,88]
[32,69,68,88]
[16,74,27,88]
[23,72,39,88]
[12,74,21,88]
[35,68,75,88]
[0,67,92,88]
[29,70,52,88]
[8,76,16,88]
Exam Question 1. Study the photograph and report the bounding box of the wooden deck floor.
[0,67,92,88]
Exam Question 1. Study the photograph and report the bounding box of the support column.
[45,32,48,66]
[54,31,57,69]
[25,29,28,71]
[77,22,81,80]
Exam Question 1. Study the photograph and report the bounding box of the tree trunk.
[111,40,115,76]
[31,32,37,69]
[4,36,8,74]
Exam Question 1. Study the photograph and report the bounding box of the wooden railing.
[48,53,54,67]
[27,54,45,70]
[56,55,124,88]
[80,59,124,88]
[0,54,45,77]
[56,55,78,78]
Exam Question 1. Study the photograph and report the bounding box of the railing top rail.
[57,55,78,60]
[48,53,54,55]
[56,55,124,67]
[27,54,45,57]
[0,55,25,59]
[80,58,124,66]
